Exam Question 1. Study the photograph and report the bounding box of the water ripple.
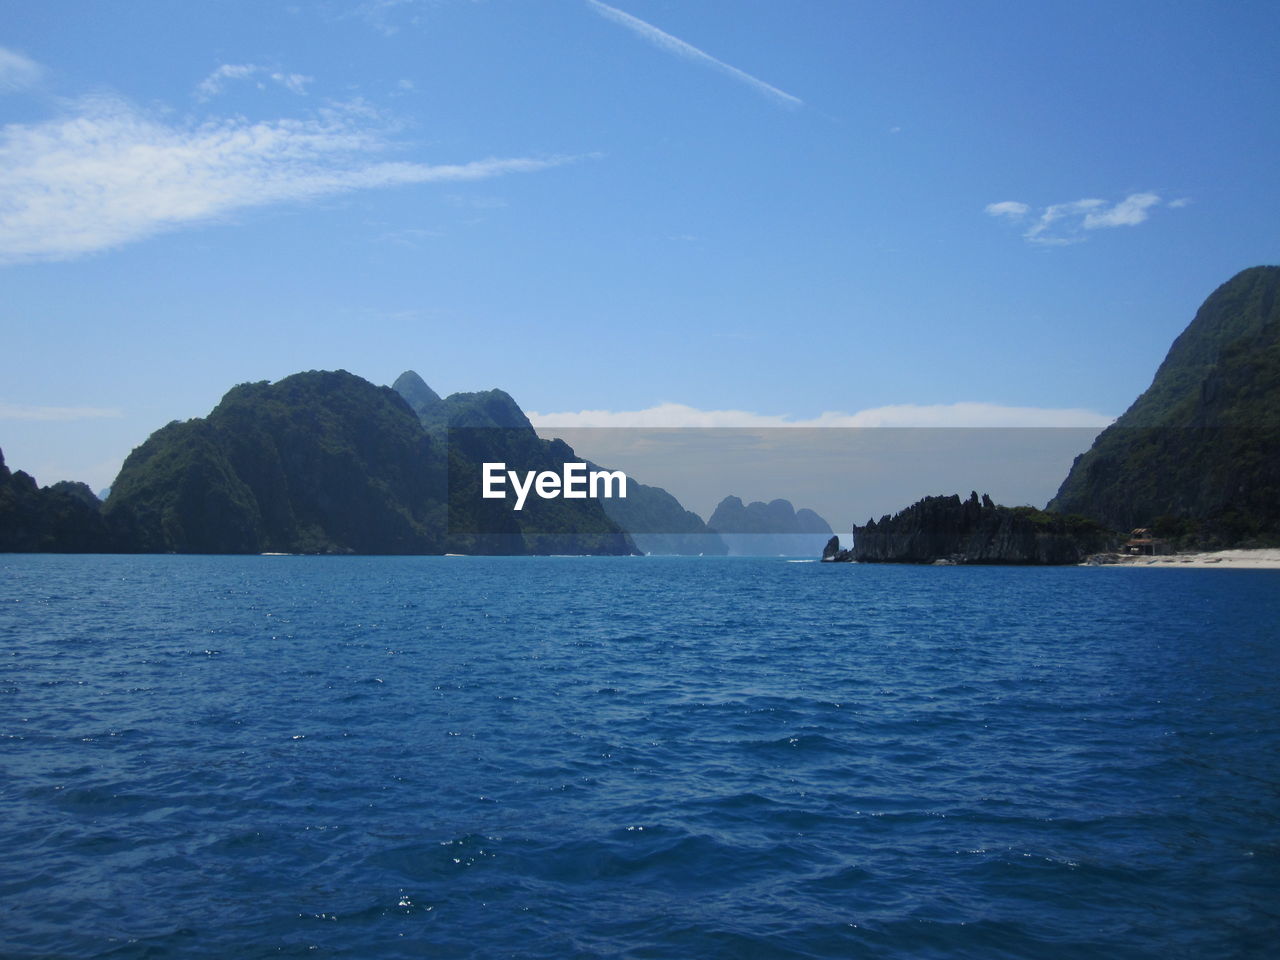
[1,556,1278,958]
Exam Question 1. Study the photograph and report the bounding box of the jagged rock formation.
[821,535,850,562]
[0,449,114,552]
[845,492,1109,564]
[1049,266,1280,546]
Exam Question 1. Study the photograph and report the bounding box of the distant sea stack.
[709,496,833,556]
[1049,266,1280,547]
[831,493,1109,565]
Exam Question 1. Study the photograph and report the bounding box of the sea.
[2,555,1278,959]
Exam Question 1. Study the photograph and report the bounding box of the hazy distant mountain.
[392,370,724,556]
[708,495,833,556]
[1049,265,1280,546]
[390,370,442,421]
[596,475,728,556]
[708,496,832,535]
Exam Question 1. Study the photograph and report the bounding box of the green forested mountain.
[104,370,447,554]
[98,369,636,555]
[1048,266,1280,545]
[0,449,114,552]
[390,370,442,421]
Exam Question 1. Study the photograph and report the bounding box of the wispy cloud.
[346,0,424,37]
[585,0,802,108]
[987,192,1174,245]
[528,401,1113,429]
[196,63,314,100]
[0,95,581,264]
[0,402,123,421]
[984,201,1029,220]
[0,47,42,92]
[1081,192,1160,229]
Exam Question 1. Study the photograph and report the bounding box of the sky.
[2,0,1278,498]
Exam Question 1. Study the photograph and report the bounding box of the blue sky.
[2,0,1278,493]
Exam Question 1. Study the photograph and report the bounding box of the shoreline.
[1085,548,1280,570]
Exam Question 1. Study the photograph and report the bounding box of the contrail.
[586,0,803,108]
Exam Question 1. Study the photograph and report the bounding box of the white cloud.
[992,192,1177,245]
[349,0,422,37]
[1082,192,1160,229]
[528,401,1114,429]
[1023,198,1103,244]
[585,0,803,108]
[270,72,313,95]
[196,64,258,99]
[196,63,313,100]
[1168,197,1192,208]
[0,95,580,264]
[0,402,123,421]
[0,47,42,92]
[984,201,1028,219]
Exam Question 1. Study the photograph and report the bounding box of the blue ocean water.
[2,556,1278,959]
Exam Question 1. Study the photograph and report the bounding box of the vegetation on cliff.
[1049,266,1280,546]
[838,492,1109,564]
[0,449,113,552]
[104,371,446,554]
[93,368,637,555]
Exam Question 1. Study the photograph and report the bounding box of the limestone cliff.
[843,492,1109,564]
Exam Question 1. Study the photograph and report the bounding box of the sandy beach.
[1087,549,1280,569]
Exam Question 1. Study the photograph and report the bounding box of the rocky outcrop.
[821,535,851,562]
[843,492,1110,564]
